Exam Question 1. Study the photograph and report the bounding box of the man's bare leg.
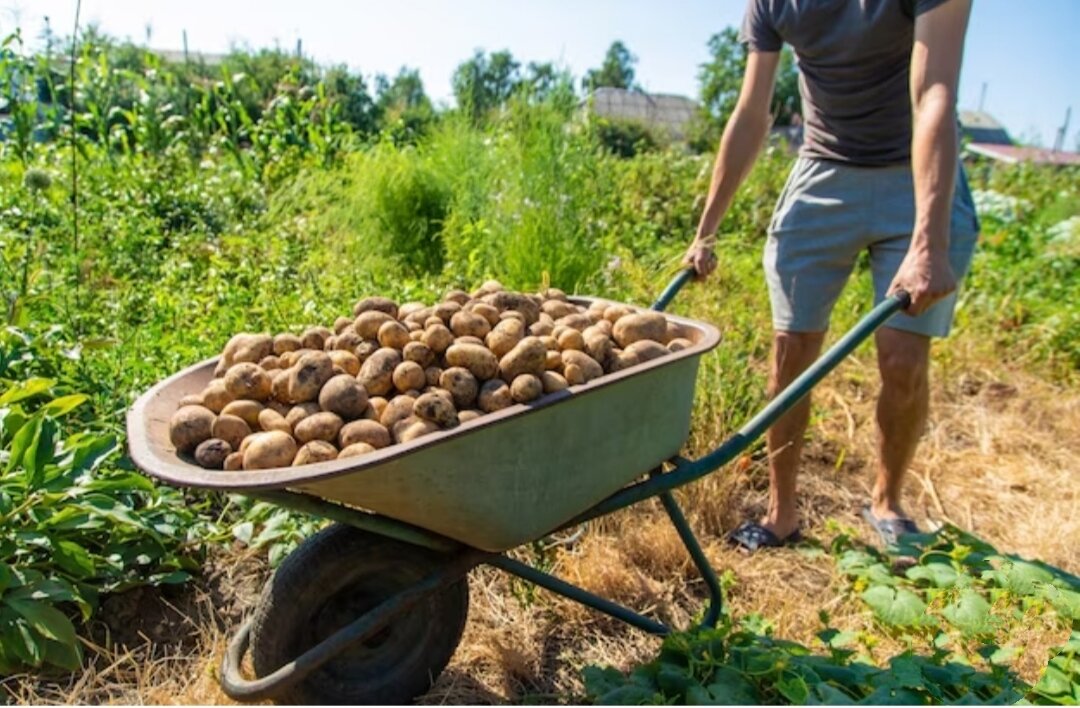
[761,330,826,539]
[872,326,931,521]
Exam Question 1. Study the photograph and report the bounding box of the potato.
[354,311,396,340]
[212,359,229,379]
[562,350,604,382]
[258,408,292,435]
[403,306,434,326]
[395,417,440,444]
[242,431,298,470]
[286,351,335,403]
[324,336,337,352]
[392,361,427,393]
[368,397,389,419]
[169,405,216,453]
[339,419,392,449]
[224,451,244,471]
[403,341,435,368]
[445,343,499,381]
[211,414,251,451]
[499,310,525,324]
[545,350,563,370]
[542,300,578,320]
[258,355,282,370]
[540,335,559,351]
[358,348,402,397]
[224,362,272,402]
[377,320,411,350]
[414,392,459,428]
[557,328,585,352]
[458,410,483,424]
[529,319,554,337]
[353,296,399,319]
[424,366,443,387]
[510,374,542,403]
[339,442,377,459]
[450,310,491,339]
[593,319,613,336]
[540,287,568,301]
[668,338,693,353]
[333,330,363,351]
[178,393,205,408]
[422,324,454,354]
[486,318,525,358]
[328,350,361,377]
[201,379,234,414]
[381,395,417,429]
[273,333,303,356]
[469,303,501,327]
[285,402,321,429]
[483,291,540,324]
[409,330,424,342]
[541,371,569,394]
[444,289,471,306]
[270,368,291,402]
[498,337,547,382]
[564,363,585,386]
[294,440,338,466]
[584,331,613,364]
[439,367,479,409]
[625,339,669,362]
[333,316,354,335]
[607,349,641,373]
[318,374,370,420]
[431,301,460,322]
[612,312,667,348]
[480,279,505,294]
[266,400,291,417]
[554,313,591,331]
[223,333,274,365]
[478,379,513,413]
[585,310,603,325]
[603,305,637,323]
[294,411,344,444]
[195,438,232,469]
[301,326,332,351]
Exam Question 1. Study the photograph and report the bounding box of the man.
[684,0,980,551]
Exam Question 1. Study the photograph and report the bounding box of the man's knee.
[876,328,930,394]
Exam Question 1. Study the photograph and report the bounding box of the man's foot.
[861,505,920,547]
[727,521,803,552]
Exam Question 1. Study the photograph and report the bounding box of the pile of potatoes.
[168,281,695,470]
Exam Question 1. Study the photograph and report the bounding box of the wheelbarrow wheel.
[249,523,469,705]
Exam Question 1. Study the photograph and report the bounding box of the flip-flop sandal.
[861,506,920,547]
[727,521,803,552]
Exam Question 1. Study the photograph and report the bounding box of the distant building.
[959,109,1080,167]
[584,87,698,141]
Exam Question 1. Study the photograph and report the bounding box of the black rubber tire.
[249,523,470,705]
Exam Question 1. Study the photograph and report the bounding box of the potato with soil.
[439,367,479,409]
[319,374,370,420]
[301,327,332,351]
[612,311,668,348]
[402,341,435,368]
[338,442,377,459]
[450,310,491,339]
[458,410,483,424]
[195,438,232,469]
[377,320,411,350]
[294,440,338,466]
[562,350,603,383]
[285,402,321,429]
[273,334,303,356]
[258,408,292,435]
[541,371,569,394]
[510,374,543,403]
[212,414,251,451]
[294,411,344,444]
[355,311,396,340]
[223,362,272,402]
[394,417,441,444]
[498,337,547,382]
[668,338,693,352]
[625,339,669,363]
[485,319,524,358]
[421,324,455,354]
[286,351,335,404]
[380,395,417,429]
[358,348,402,397]
[339,419,392,450]
[478,379,513,413]
[223,451,244,471]
[223,333,274,366]
[328,350,361,377]
[170,405,216,453]
[392,361,427,394]
[221,400,262,428]
[201,379,234,414]
[413,392,459,428]
[242,431,298,470]
[353,296,398,319]
[445,343,499,381]
[482,291,540,325]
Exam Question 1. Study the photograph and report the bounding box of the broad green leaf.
[985,559,1056,596]
[232,521,254,544]
[861,586,930,628]
[595,685,660,705]
[41,394,88,417]
[700,677,757,705]
[906,562,960,588]
[7,598,77,645]
[0,563,13,595]
[887,655,926,690]
[67,434,119,476]
[776,672,810,703]
[1031,655,1078,703]
[942,589,996,636]
[860,686,926,704]
[24,417,58,488]
[0,378,55,405]
[1040,586,1080,621]
[52,541,96,579]
[8,621,43,666]
[5,416,39,474]
[809,683,857,704]
[43,636,82,671]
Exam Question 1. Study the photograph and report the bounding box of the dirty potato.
[169,405,216,453]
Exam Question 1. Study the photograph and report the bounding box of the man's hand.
[888,245,956,316]
[683,240,718,281]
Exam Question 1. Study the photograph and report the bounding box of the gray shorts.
[764,157,981,337]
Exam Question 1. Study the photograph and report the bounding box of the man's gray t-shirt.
[740,0,950,166]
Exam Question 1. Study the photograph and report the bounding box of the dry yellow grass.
[6,345,1077,705]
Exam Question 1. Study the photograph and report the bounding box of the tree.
[691,27,801,151]
[375,67,435,141]
[324,65,378,135]
[451,49,521,123]
[583,40,638,93]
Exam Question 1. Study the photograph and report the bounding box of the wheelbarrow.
[126,270,910,704]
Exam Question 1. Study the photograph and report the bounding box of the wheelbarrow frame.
[216,269,911,701]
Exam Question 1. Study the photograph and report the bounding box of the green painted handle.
[651,268,696,311]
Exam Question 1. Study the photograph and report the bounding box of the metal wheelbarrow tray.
[126,270,909,705]
[127,296,720,552]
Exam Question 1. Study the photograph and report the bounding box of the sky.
[5,0,1079,149]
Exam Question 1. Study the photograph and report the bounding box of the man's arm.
[684,50,780,279]
[889,0,973,315]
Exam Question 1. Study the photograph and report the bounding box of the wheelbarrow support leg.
[656,489,724,628]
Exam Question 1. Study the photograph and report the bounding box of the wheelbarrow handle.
[651,268,696,311]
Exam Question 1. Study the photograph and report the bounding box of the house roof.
[965,143,1080,167]
[585,87,698,139]
[958,110,1013,146]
